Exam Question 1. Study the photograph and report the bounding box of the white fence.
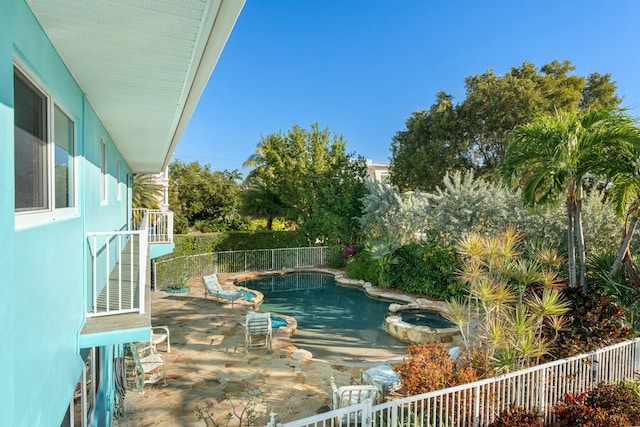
[86,215,149,317]
[154,247,329,289]
[273,338,640,427]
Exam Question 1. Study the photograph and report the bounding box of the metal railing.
[86,214,149,317]
[132,208,174,243]
[153,247,329,289]
[271,338,640,427]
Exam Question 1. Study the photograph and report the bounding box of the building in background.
[366,160,390,183]
[0,1,244,425]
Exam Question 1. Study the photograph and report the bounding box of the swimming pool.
[239,272,406,359]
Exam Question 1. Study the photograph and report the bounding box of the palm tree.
[132,173,161,209]
[608,167,640,281]
[501,108,640,290]
[240,179,287,230]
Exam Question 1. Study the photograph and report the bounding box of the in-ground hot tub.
[384,300,461,345]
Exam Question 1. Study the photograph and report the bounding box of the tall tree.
[244,123,368,244]
[168,160,243,230]
[391,60,623,190]
[502,108,640,290]
[390,91,471,191]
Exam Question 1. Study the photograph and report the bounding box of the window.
[54,106,75,208]
[13,64,76,225]
[14,69,48,211]
[100,139,107,204]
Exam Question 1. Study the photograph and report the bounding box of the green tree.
[391,60,622,190]
[168,160,243,231]
[502,108,640,290]
[244,123,368,244]
[390,91,471,191]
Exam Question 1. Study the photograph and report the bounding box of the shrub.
[549,287,635,358]
[394,342,478,395]
[344,252,376,284]
[554,381,640,426]
[168,231,312,258]
[390,240,463,299]
[488,404,542,427]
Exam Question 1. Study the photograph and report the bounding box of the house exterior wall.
[1,1,133,425]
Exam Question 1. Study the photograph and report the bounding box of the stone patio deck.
[116,273,409,426]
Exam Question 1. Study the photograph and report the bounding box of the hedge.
[168,230,313,258]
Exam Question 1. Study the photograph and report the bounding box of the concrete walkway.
[117,274,409,426]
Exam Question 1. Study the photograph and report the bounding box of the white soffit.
[27,0,244,173]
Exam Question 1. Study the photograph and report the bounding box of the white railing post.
[92,235,97,315]
[363,398,373,427]
[473,384,480,427]
[168,211,174,243]
[139,215,149,314]
[105,236,110,312]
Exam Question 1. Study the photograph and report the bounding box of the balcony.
[79,210,174,348]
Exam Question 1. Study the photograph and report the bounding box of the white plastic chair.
[330,377,379,409]
[245,312,272,352]
[150,326,171,353]
[129,342,166,391]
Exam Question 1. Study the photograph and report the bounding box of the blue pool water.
[240,272,392,330]
[240,272,407,360]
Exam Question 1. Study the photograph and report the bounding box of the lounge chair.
[330,377,379,409]
[245,312,272,352]
[203,274,244,306]
[129,342,166,391]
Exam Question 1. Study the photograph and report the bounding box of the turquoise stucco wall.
[0,1,16,423]
[0,1,133,425]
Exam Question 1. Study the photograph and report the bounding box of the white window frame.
[14,61,78,230]
[116,160,121,201]
[100,139,107,205]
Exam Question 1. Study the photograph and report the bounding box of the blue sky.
[175,1,640,175]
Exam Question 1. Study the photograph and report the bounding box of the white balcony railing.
[132,208,173,243]
[86,215,149,317]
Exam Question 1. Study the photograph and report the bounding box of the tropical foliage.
[502,107,640,290]
[443,227,571,373]
[132,173,161,210]
[394,342,479,395]
[359,170,622,259]
[243,123,368,245]
[390,60,621,190]
[168,160,245,231]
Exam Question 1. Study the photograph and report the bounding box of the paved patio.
[116,273,409,426]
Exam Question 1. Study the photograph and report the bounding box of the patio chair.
[150,325,171,353]
[203,274,244,306]
[245,312,272,352]
[129,342,166,391]
[330,377,380,409]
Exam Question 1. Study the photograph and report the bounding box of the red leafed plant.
[393,342,478,395]
[488,404,543,427]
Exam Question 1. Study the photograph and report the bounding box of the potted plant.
[164,276,190,294]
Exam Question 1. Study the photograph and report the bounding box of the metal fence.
[272,338,640,427]
[154,247,330,289]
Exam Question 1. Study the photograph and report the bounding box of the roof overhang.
[26,0,244,173]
